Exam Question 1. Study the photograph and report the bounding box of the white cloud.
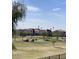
[52,8,61,11]
[27,5,41,12]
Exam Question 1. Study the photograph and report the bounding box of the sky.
[13,0,66,30]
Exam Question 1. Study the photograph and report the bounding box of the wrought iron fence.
[38,53,66,59]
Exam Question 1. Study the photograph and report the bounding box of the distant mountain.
[15,28,66,37]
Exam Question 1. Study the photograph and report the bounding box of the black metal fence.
[38,53,66,59]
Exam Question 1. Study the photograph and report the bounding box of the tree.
[42,32,47,40]
[12,1,26,49]
[46,29,52,41]
[52,30,66,40]
[47,29,52,37]
[32,29,35,36]
[12,1,26,35]
[51,38,57,47]
[20,31,26,40]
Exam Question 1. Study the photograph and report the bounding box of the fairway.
[12,37,66,59]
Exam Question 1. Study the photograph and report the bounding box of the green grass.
[13,37,66,59]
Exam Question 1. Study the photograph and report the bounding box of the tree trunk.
[22,36,23,41]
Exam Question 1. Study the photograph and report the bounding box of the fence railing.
[37,53,66,59]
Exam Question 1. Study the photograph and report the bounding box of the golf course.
[12,37,66,59]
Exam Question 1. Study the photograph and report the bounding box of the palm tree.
[12,1,26,49]
[12,1,26,35]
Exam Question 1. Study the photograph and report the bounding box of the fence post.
[59,54,60,59]
[49,56,50,59]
